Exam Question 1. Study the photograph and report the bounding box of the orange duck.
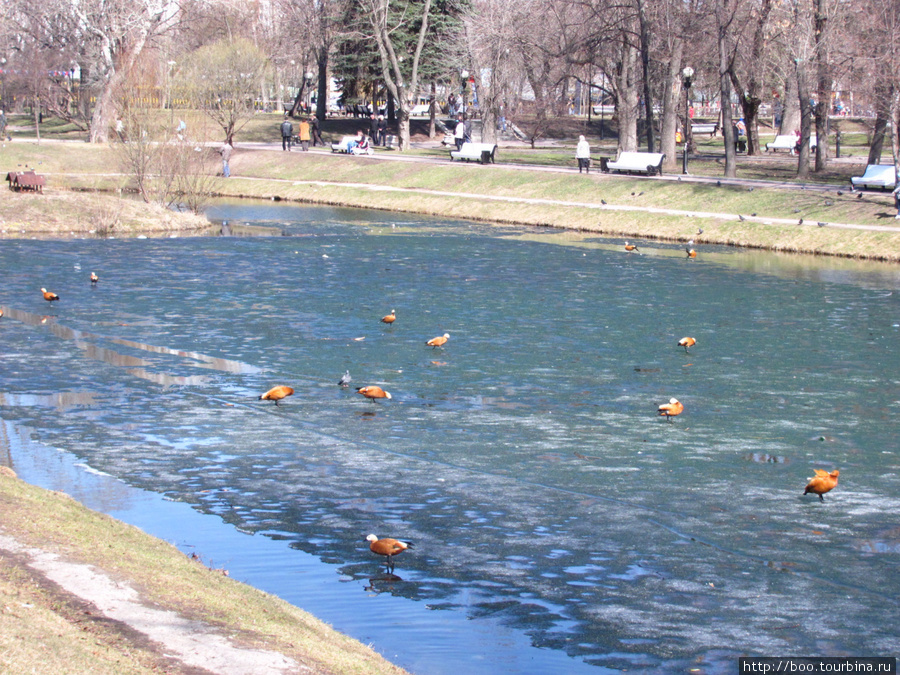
[677,337,697,353]
[426,333,450,348]
[657,397,684,422]
[356,385,391,400]
[381,309,396,324]
[258,385,294,405]
[41,288,60,302]
[366,534,413,571]
[803,469,839,501]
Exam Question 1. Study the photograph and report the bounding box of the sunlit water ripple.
[2,202,900,673]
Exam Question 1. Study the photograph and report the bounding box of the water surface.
[2,202,899,673]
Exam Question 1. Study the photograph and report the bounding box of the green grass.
[4,120,900,260]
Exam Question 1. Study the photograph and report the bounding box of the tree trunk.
[740,95,762,155]
[718,9,736,178]
[796,60,812,179]
[813,0,829,172]
[637,0,654,153]
[616,32,640,153]
[33,95,41,143]
[428,82,436,139]
[867,81,891,164]
[780,70,800,134]
[90,68,121,143]
[316,54,328,121]
[660,39,684,171]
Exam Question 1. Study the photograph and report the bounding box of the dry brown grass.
[0,471,408,675]
[0,190,210,238]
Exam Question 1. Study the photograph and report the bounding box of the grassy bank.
[2,131,900,260]
[0,467,407,675]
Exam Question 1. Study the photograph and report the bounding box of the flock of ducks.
[26,259,840,574]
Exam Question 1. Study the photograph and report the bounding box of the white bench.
[850,164,897,190]
[450,142,497,164]
[601,152,666,176]
[765,134,817,154]
[691,123,718,136]
[331,135,374,155]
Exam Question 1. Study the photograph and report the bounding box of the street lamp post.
[460,69,469,114]
[682,66,694,175]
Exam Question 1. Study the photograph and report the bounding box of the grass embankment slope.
[0,468,407,675]
[4,130,900,259]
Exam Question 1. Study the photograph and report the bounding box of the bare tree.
[359,0,433,150]
[174,38,269,145]
[727,0,779,155]
[717,0,738,177]
[73,0,176,143]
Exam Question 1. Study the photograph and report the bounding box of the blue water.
[1,202,899,673]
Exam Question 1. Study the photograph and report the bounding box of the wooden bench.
[765,134,817,154]
[600,151,665,176]
[331,135,373,155]
[6,170,45,193]
[691,123,718,136]
[850,164,897,190]
[450,142,497,164]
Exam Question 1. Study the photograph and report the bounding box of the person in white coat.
[454,115,466,151]
[576,135,591,173]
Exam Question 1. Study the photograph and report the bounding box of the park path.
[233,141,900,234]
[0,527,306,675]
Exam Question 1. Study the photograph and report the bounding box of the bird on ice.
[356,385,391,400]
[381,309,396,324]
[624,242,639,253]
[803,469,839,501]
[366,534,413,572]
[657,397,684,422]
[685,241,697,258]
[41,288,60,302]
[90,272,99,284]
[338,370,352,387]
[677,337,697,353]
[258,385,294,405]
[426,333,450,348]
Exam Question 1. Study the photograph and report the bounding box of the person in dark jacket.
[376,115,387,146]
[280,116,293,151]
[310,115,324,147]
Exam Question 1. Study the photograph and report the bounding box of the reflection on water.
[2,203,900,673]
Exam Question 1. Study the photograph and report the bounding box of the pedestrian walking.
[298,118,311,151]
[311,115,324,147]
[0,110,9,141]
[219,142,233,177]
[576,135,591,174]
[280,116,293,151]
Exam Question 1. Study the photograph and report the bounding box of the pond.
[2,202,900,674]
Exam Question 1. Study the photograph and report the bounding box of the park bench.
[600,151,666,176]
[331,135,374,155]
[450,142,497,164]
[850,164,897,190]
[6,170,45,193]
[765,134,817,154]
[691,123,718,136]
